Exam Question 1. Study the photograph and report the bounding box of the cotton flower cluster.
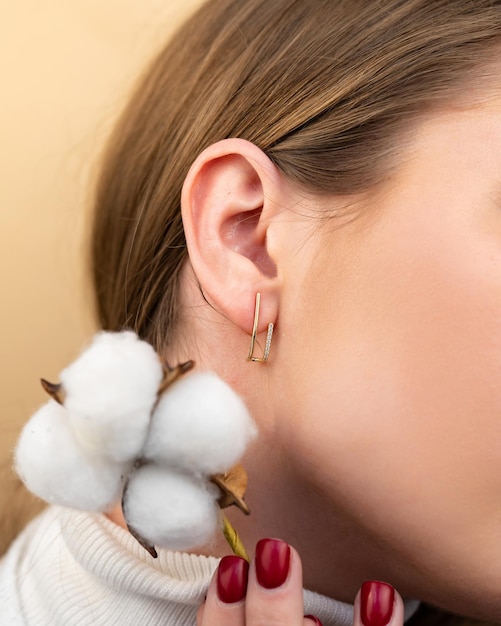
[15,331,257,552]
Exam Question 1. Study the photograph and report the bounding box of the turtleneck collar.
[0,506,419,625]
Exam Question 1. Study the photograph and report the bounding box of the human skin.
[268,98,501,617]
[197,549,405,626]
[109,88,501,620]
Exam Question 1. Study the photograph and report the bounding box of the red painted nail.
[255,538,291,589]
[361,581,395,626]
[216,555,249,603]
[304,615,323,625]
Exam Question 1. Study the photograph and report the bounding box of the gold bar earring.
[247,293,274,362]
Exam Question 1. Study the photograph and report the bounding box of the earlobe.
[181,139,282,335]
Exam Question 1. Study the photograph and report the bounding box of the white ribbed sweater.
[0,506,419,625]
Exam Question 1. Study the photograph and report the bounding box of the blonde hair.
[91,0,501,350]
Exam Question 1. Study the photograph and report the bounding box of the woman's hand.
[197,538,404,626]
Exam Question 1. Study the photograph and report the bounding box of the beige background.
[0,0,204,553]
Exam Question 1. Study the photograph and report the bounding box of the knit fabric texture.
[0,506,419,625]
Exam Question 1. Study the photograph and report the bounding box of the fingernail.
[255,538,291,589]
[360,581,395,626]
[304,615,323,625]
[217,555,249,603]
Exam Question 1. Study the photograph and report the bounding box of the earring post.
[247,293,273,362]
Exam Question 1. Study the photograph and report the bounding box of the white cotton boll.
[144,372,257,475]
[15,400,127,511]
[123,465,219,550]
[60,331,163,462]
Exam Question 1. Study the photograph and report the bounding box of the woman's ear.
[181,138,283,335]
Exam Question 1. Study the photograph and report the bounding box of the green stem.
[221,513,249,562]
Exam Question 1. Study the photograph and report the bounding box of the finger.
[245,538,305,626]
[353,581,404,626]
[196,602,205,625]
[304,616,324,625]
[197,555,248,626]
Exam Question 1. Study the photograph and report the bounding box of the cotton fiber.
[15,400,126,511]
[123,465,219,550]
[144,372,257,475]
[60,331,163,462]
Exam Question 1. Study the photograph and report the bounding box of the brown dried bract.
[126,521,158,559]
[40,378,65,405]
[157,360,195,397]
[211,464,250,515]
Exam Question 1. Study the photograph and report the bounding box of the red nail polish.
[304,615,323,625]
[217,555,249,603]
[361,581,395,626]
[255,538,291,589]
